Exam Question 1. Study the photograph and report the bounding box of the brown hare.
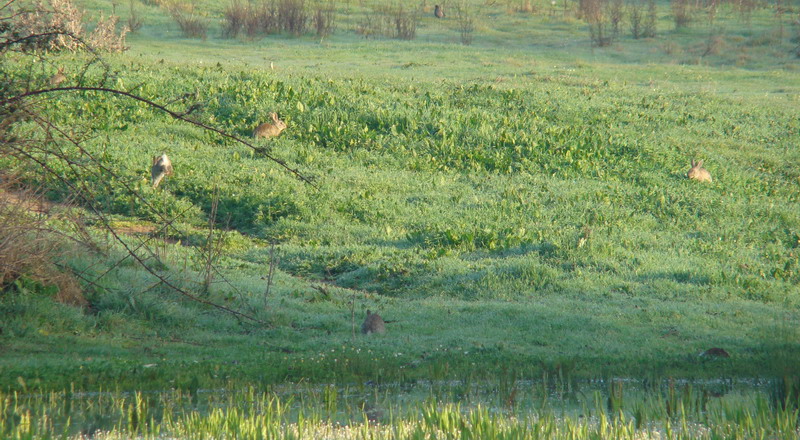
[151,154,173,188]
[253,112,287,139]
[361,310,386,335]
[49,67,67,86]
[434,5,445,18]
[687,159,712,183]
[699,347,730,358]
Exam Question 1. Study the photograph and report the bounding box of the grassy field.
[1,0,799,401]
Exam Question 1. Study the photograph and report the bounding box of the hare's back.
[254,123,277,138]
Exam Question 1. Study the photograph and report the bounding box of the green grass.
[1,0,799,395]
[3,379,800,439]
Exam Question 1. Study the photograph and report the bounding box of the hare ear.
[697,160,703,167]
[272,112,279,122]
[690,159,695,167]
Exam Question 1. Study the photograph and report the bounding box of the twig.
[263,241,278,306]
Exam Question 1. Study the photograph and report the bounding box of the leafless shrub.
[629,0,643,38]
[249,2,279,36]
[643,0,656,37]
[391,3,418,40]
[356,9,388,38]
[128,0,144,33]
[312,0,337,37]
[355,4,418,40]
[454,2,475,45]
[584,0,612,46]
[166,1,208,39]
[774,0,787,40]
[222,0,278,38]
[660,39,680,55]
[706,0,718,27]
[199,190,224,294]
[88,14,129,52]
[513,0,536,13]
[609,0,623,38]
[278,0,308,35]
[8,0,129,52]
[672,0,691,28]
[222,0,249,38]
[698,31,726,56]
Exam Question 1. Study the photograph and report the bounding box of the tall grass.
[2,380,799,439]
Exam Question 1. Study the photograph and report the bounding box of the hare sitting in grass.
[699,347,730,358]
[151,154,173,188]
[49,67,66,86]
[361,310,386,335]
[434,5,445,18]
[687,159,712,183]
[253,112,287,139]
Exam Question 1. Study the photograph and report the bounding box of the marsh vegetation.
[1,0,799,437]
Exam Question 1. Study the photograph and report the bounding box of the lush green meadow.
[1,0,800,436]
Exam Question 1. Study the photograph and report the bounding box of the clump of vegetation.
[278,0,309,35]
[312,0,336,37]
[127,0,144,33]
[0,180,86,306]
[7,0,128,51]
[454,2,475,45]
[390,3,417,40]
[222,0,247,37]
[165,1,208,39]
[629,0,643,38]
[513,0,536,14]
[608,0,623,39]
[643,0,656,37]
[222,0,279,38]
[356,3,418,40]
[671,0,691,29]
[584,0,612,46]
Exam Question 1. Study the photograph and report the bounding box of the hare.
[49,67,66,86]
[151,154,173,188]
[699,347,730,358]
[361,310,386,335]
[253,112,287,139]
[434,5,445,18]
[687,159,712,183]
